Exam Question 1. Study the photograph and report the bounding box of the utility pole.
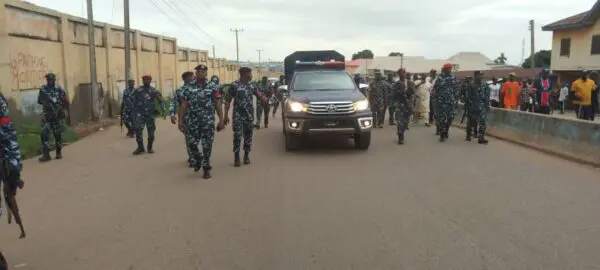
[230,28,243,66]
[529,20,536,68]
[124,0,132,88]
[86,0,99,121]
[257,49,263,78]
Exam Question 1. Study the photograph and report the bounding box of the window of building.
[560,38,571,56]
[591,35,600,55]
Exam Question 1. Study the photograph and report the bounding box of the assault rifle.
[0,156,25,239]
[39,90,66,120]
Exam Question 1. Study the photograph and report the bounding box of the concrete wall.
[454,105,600,166]
[0,0,282,124]
[550,19,600,71]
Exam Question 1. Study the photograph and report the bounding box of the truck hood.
[289,89,365,103]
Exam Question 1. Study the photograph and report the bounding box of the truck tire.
[285,133,302,151]
[354,132,371,150]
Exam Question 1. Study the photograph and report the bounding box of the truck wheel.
[285,134,301,151]
[354,132,371,150]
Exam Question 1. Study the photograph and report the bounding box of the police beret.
[45,73,56,79]
[473,71,483,76]
[194,64,208,71]
[142,75,152,79]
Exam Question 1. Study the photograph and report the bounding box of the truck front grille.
[307,101,354,115]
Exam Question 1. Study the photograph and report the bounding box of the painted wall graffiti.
[10,52,53,91]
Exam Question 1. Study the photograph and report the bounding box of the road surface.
[1,117,600,269]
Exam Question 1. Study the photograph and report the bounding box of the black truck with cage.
[281,50,373,151]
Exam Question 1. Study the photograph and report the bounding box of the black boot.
[132,141,145,155]
[397,133,404,145]
[193,160,202,172]
[55,147,63,159]
[478,138,489,144]
[440,132,447,142]
[203,169,212,179]
[126,130,134,138]
[243,151,251,165]
[465,135,471,141]
[254,123,260,130]
[39,147,51,162]
[147,139,154,154]
[234,152,241,167]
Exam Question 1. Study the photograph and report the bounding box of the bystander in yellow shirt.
[572,79,596,106]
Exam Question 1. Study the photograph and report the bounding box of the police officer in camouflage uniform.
[178,65,225,179]
[255,76,273,129]
[0,92,25,190]
[431,64,459,142]
[391,68,415,144]
[223,67,268,167]
[0,92,25,241]
[120,79,136,138]
[170,71,195,167]
[271,75,285,117]
[368,72,390,128]
[386,73,396,125]
[130,75,165,155]
[464,71,490,144]
[38,73,69,162]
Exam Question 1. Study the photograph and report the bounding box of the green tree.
[494,52,507,64]
[352,49,374,60]
[522,50,551,68]
[389,52,403,57]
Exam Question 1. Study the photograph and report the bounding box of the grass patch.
[15,121,80,159]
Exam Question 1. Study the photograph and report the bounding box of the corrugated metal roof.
[542,1,600,31]
[352,52,503,74]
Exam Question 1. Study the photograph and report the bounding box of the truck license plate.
[324,121,338,127]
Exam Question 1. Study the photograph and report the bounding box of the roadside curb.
[452,123,600,168]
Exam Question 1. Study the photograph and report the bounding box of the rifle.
[39,90,65,120]
[0,157,25,239]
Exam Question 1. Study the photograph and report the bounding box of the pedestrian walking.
[120,79,136,138]
[369,72,390,128]
[130,75,166,155]
[391,68,415,144]
[255,76,273,129]
[432,63,459,142]
[170,71,195,167]
[177,65,225,179]
[223,67,268,167]
[464,71,490,144]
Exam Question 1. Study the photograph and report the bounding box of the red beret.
[442,63,453,69]
[397,68,406,73]
[142,75,152,79]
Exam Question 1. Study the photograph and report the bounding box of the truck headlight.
[288,101,306,112]
[354,100,369,111]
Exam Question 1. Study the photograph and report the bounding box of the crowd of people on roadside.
[482,69,598,121]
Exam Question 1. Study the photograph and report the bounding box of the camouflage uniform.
[38,84,67,158]
[130,86,164,152]
[170,83,194,166]
[368,78,390,127]
[391,79,415,143]
[255,82,272,128]
[121,87,135,133]
[271,81,281,116]
[431,73,459,140]
[225,81,265,154]
[0,94,23,191]
[181,81,220,171]
[464,80,490,142]
[386,77,396,124]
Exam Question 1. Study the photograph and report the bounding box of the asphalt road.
[1,117,600,269]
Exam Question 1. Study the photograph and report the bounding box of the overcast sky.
[25,0,596,65]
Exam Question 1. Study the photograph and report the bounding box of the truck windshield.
[292,72,357,91]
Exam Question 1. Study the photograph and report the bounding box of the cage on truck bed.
[284,50,345,84]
